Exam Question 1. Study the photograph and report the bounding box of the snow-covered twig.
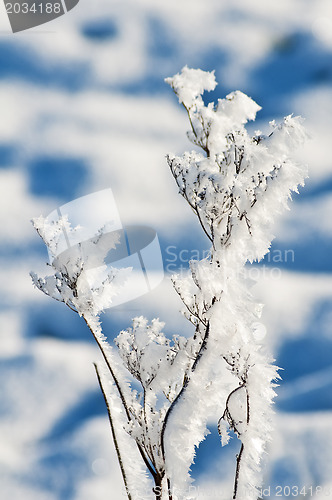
[163,66,307,499]
[31,67,307,500]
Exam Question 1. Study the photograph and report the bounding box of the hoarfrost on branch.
[31,66,307,500]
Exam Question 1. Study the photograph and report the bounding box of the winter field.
[0,1,332,499]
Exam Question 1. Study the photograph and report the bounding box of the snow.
[165,67,217,109]
[1,0,332,498]
[154,68,305,499]
[0,169,52,244]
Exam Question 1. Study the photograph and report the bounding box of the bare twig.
[83,315,158,483]
[94,363,133,500]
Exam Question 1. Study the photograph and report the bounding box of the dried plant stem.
[94,363,132,500]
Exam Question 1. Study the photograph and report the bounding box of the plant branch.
[83,315,158,483]
[94,363,133,500]
[160,321,210,471]
[83,315,131,420]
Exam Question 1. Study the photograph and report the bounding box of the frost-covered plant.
[31,67,307,500]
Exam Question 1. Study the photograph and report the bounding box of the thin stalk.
[83,315,131,420]
[232,387,250,499]
[94,363,132,500]
[233,443,244,500]
[160,322,210,480]
[153,473,164,500]
[83,315,158,482]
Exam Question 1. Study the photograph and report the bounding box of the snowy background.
[0,0,332,498]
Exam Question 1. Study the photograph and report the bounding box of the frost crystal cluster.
[31,67,307,500]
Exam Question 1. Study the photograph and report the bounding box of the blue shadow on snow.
[250,31,332,117]
[28,156,88,201]
[0,41,89,90]
[81,18,118,42]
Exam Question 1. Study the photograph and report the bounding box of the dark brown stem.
[160,322,210,485]
[153,473,165,500]
[83,315,131,420]
[94,363,132,500]
[167,477,173,500]
[184,104,198,140]
[83,315,158,482]
[195,205,214,244]
[167,156,213,244]
[172,284,207,328]
[233,443,244,499]
[232,386,250,500]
